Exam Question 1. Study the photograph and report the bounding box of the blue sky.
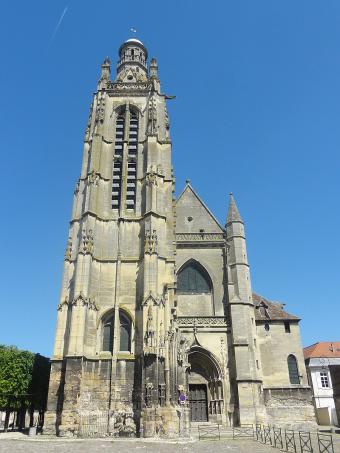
[0,0,339,357]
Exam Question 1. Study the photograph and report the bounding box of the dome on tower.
[124,38,144,46]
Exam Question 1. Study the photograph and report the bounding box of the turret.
[116,38,148,82]
[226,193,264,424]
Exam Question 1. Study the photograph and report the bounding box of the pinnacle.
[226,193,243,224]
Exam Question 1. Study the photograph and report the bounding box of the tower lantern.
[117,38,148,81]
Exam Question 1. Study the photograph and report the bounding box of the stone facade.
[44,38,315,437]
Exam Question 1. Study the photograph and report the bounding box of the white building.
[304,342,340,426]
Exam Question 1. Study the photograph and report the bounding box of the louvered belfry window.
[112,108,138,211]
[287,354,300,384]
[126,112,138,209]
[177,262,211,294]
[112,114,124,209]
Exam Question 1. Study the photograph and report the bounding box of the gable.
[176,184,224,234]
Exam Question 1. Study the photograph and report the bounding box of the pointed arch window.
[287,354,300,384]
[102,315,114,353]
[119,311,132,352]
[177,261,212,294]
[101,310,132,353]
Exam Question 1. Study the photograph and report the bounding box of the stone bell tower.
[45,38,183,437]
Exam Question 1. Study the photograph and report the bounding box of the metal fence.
[232,424,254,439]
[198,424,220,440]
[273,426,283,449]
[285,429,297,453]
[231,423,335,453]
[299,431,313,453]
[317,433,334,453]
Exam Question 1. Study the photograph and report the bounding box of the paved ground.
[0,432,339,453]
[0,437,275,453]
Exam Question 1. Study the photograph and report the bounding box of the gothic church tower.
[45,38,182,437]
[45,39,315,437]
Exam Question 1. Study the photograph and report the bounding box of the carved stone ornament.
[145,169,157,187]
[74,179,80,196]
[64,237,72,261]
[177,316,230,327]
[79,229,94,255]
[87,170,99,186]
[147,96,157,135]
[57,296,69,311]
[95,96,106,124]
[164,104,170,129]
[85,102,93,140]
[71,293,98,311]
[116,68,147,83]
[177,336,190,367]
[145,382,153,408]
[142,291,164,308]
[144,229,158,254]
[106,81,152,92]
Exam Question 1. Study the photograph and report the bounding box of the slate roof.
[303,342,340,359]
[253,293,300,321]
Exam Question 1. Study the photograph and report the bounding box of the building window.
[102,310,132,353]
[112,108,138,211]
[264,322,270,331]
[287,354,300,384]
[284,321,291,333]
[126,111,138,210]
[102,315,114,353]
[320,372,330,388]
[119,311,132,352]
[177,261,211,294]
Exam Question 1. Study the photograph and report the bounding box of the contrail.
[51,5,68,41]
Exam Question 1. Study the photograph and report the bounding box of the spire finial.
[186,179,191,185]
[226,192,243,224]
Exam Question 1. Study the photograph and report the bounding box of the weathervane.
[130,27,137,34]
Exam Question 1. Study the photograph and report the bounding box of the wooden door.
[189,384,208,422]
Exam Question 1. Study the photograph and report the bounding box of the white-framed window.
[319,372,330,388]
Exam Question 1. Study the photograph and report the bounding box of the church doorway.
[187,346,224,424]
[189,384,208,422]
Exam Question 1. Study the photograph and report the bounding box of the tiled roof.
[303,342,340,359]
[253,293,300,321]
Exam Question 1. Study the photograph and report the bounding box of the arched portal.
[188,347,224,423]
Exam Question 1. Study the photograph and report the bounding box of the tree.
[0,345,50,431]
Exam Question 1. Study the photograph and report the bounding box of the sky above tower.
[0,0,339,356]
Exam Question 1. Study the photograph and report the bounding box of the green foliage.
[0,345,50,411]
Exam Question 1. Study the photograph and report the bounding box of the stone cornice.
[70,211,144,224]
[177,316,230,328]
[64,254,171,264]
[228,262,250,268]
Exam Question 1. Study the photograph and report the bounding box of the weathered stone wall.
[257,321,308,387]
[263,387,316,427]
